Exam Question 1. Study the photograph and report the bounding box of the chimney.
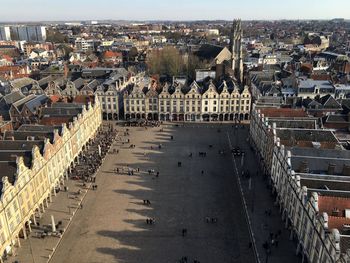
[299,161,309,173]
[332,207,340,217]
[328,163,336,175]
[342,165,350,176]
[64,63,69,78]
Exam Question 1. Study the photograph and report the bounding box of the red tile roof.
[104,51,122,58]
[328,216,350,230]
[73,95,95,104]
[259,108,308,118]
[39,116,72,126]
[318,196,350,216]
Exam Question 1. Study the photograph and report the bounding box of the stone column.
[22,226,27,239]
[16,236,21,247]
[32,214,37,225]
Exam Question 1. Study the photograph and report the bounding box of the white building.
[124,79,251,122]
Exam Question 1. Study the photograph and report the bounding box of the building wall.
[124,84,252,121]
[0,98,102,257]
[249,105,343,263]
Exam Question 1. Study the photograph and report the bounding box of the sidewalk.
[8,126,117,263]
[232,128,301,263]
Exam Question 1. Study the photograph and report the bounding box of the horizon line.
[0,18,348,24]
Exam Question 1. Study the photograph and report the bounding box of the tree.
[147,46,186,77]
[46,30,68,43]
[186,54,208,80]
[128,47,139,62]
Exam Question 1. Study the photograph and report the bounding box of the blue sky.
[0,0,349,21]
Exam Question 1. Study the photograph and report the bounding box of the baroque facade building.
[250,105,350,263]
[18,69,144,121]
[0,96,102,259]
[124,80,251,122]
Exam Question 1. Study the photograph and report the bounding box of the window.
[246,100,250,104]
[214,101,217,105]
[205,107,208,112]
[246,106,249,110]
[213,107,217,111]
[205,101,208,105]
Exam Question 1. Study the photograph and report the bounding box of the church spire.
[230,19,243,84]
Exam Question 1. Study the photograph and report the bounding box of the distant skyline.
[0,0,349,22]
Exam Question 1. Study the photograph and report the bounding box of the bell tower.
[230,19,243,84]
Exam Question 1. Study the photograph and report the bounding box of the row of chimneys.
[299,161,350,176]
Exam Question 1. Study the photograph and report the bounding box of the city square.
[48,123,255,263]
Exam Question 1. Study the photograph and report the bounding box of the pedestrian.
[80,203,83,209]
[117,168,119,173]
[137,168,140,172]
[201,170,204,175]
[182,228,187,237]
[156,171,159,177]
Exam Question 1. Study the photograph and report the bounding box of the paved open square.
[48,123,255,263]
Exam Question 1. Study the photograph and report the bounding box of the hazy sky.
[0,0,349,21]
